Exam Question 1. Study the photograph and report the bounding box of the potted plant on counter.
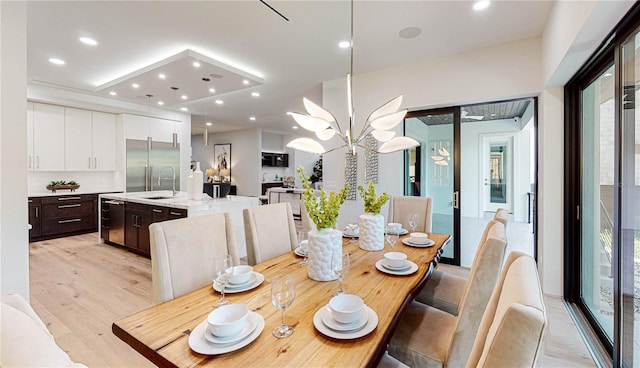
[297,165,348,281]
[46,180,80,193]
[357,181,390,251]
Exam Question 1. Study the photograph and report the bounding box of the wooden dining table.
[112,232,450,367]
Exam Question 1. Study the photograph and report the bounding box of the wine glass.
[385,225,399,250]
[212,254,233,307]
[408,213,419,233]
[332,251,350,295]
[298,230,309,265]
[271,274,296,338]
[346,216,359,244]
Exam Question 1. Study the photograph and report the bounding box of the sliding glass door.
[565,5,640,365]
[405,108,459,264]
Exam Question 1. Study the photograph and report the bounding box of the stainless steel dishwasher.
[105,200,124,246]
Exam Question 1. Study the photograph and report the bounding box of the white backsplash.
[28,171,124,196]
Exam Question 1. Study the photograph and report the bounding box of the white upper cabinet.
[65,107,93,170]
[122,114,179,144]
[92,112,117,170]
[32,103,65,171]
[65,108,117,171]
[27,102,34,170]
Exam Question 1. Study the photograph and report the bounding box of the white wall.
[1,1,30,299]
[192,128,261,196]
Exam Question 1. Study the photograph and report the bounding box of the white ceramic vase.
[358,213,384,251]
[307,228,342,281]
[186,169,194,200]
[193,162,203,200]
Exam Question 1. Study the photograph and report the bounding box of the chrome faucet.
[158,166,177,196]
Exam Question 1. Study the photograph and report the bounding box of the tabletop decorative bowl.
[46,184,80,193]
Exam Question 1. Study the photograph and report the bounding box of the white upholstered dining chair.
[387,251,545,368]
[243,202,298,265]
[494,207,508,227]
[415,219,507,315]
[149,213,240,304]
[385,221,507,367]
[387,196,433,232]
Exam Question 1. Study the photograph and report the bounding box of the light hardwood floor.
[29,233,596,367]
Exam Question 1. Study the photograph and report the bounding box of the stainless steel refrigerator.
[126,139,180,192]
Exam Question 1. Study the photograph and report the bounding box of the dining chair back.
[243,202,298,265]
[465,251,546,367]
[149,213,240,304]
[300,202,316,231]
[388,196,433,232]
[415,219,505,315]
[494,207,508,227]
[387,221,507,367]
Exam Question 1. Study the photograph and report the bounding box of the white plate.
[314,304,378,339]
[294,247,308,257]
[375,259,418,276]
[205,312,259,344]
[385,228,409,236]
[381,261,411,272]
[342,232,359,238]
[226,273,258,289]
[320,305,369,332]
[401,238,435,248]
[189,311,264,355]
[213,272,264,293]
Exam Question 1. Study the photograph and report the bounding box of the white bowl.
[384,251,408,268]
[206,304,248,337]
[228,265,253,285]
[329,294,364,324]
[387,223,402,234]
[409,232,429,244]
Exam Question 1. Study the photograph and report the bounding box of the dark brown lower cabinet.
[29,194,97,242]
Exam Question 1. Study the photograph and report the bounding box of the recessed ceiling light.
[399,27,422,39]
[157,101,164,106]
[206,122,212,126]
[338,41,350,48]
[292,126,298,129]
[132,83,140,88]
[249,116,256,121]
[193,61,201,68]
[215,100,224,105]
[251,92,260,97]
[473,0,490,11]
[49,58,65,65]
[109,91,117,96]
[158,73,166,79]
[180,107,188,111]
[181,95,188,100]
[243,80,250,85]
[209,88,216,93]
[79,37,98,46]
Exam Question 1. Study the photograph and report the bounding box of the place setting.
[342,217,359,239]
[212,256,264,297]
[402,232,436,248]
[384,222,408,236]
[313,293,379,339]
[294,230,309,265]
[189,303,265,355]
[375,225,418,275]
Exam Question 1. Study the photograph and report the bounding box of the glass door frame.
[564,3,640,366]
[404,106,461,265]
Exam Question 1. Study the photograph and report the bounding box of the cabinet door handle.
[28,155,32,169]
[36,156,40,169]
[152,209,163,213]
[35,207,39,218]
[94,157,97,169]
[58,204,81,209]
[169,211,182,216]
[58,218,81,224]
[58,197,81,201]
[88,157,92,169]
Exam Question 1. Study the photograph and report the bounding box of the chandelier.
[286,1,419,156]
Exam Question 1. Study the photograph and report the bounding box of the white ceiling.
[26,1,554,135]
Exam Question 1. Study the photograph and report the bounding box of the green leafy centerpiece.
[298,166,348,281]
[46,180,80,193]
[357,181,390,251]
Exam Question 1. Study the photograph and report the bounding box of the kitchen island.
[99,191,259,258]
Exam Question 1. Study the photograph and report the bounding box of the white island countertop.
[99,191,260,258]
